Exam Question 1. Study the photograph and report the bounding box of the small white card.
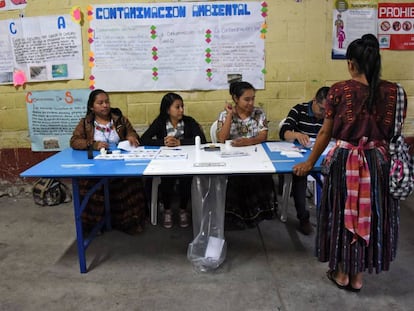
[205,236,225,260]
[280,151,304,158]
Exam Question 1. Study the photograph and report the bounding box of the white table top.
[143,144,275,176]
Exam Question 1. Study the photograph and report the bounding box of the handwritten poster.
[26,89,90,151]
[378,3,414,50]
[331,0,378,59]
[89,1,267,91]
[0,15,83,85]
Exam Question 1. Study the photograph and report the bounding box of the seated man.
[279,86,329,235]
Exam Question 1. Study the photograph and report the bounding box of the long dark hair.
[158,92,183,122]
[86,89,108,116]
[346,33,381,112]
[229,81,255,102]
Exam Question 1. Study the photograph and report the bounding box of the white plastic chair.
[210,120,218,143]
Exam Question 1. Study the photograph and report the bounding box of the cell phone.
[204,146,221,151]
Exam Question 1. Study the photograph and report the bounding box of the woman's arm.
[70,118,89,150]
[122,117,140,147]
[217,104,233,143]
[141,119,165,146]
[232,130,268,147]
[293,118,333,176]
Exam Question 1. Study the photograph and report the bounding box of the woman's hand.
[231,137,251,147]
[293,161,314,176]
[127,136,140,147]
[295,133,312,148]
[224,102,234,115]
[95,141,109,150]
[164,136,180,147]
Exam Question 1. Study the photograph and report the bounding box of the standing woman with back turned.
[294,34,407,292]
[70,89,147,235]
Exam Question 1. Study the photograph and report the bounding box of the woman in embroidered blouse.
[294,34,407,291]
[216,81,277,229]
[141,92,206,229]
[70,89,147,235]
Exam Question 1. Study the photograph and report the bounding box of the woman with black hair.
[294,34,407,291]
[141,92,206,229]
[216,81,277,230]
[70,89,147,235]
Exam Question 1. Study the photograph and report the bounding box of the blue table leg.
[71,177,111,273]
[103,178,111,230]
[72,178,87,273]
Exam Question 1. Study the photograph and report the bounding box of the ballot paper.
[280,151,304,158]
[220,151,249,158]
[205,236,225,260]
[155,148,188,160]
[117,140,137,151]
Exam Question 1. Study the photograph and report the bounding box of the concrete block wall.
[1,0,413,181]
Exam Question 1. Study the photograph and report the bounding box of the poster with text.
[332,0,378,59]
[26,89,90,151]
[88,1,267,91]
[378,3,414,50]
[0,15,83,85]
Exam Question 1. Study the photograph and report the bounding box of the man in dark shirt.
[279,86,329,235]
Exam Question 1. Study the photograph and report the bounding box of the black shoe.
[298,219,313,235]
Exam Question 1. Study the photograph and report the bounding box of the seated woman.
[70,89,147,235]
[217,81,277,229]
[141,92,207,229]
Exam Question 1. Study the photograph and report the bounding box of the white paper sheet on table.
[266,141,296,152]
[155,148,188,160]
[220,151,249,158]
[117,140,138,151]
[280,151,304,158]
[266,142,306,157]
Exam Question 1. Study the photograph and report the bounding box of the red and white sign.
[378,3,414,50]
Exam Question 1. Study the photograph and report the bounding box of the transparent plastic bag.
[187,175,227,272]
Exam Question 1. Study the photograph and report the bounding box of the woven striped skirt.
[79,177,147,235]
[316,147,399,274]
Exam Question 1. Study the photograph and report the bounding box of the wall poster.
[331,0,378,59]
[26,89,90,151]
[0,15,83,85]
[88,1,268,91]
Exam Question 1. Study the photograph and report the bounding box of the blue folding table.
[21,143,324,273]
[21,148,151,273]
